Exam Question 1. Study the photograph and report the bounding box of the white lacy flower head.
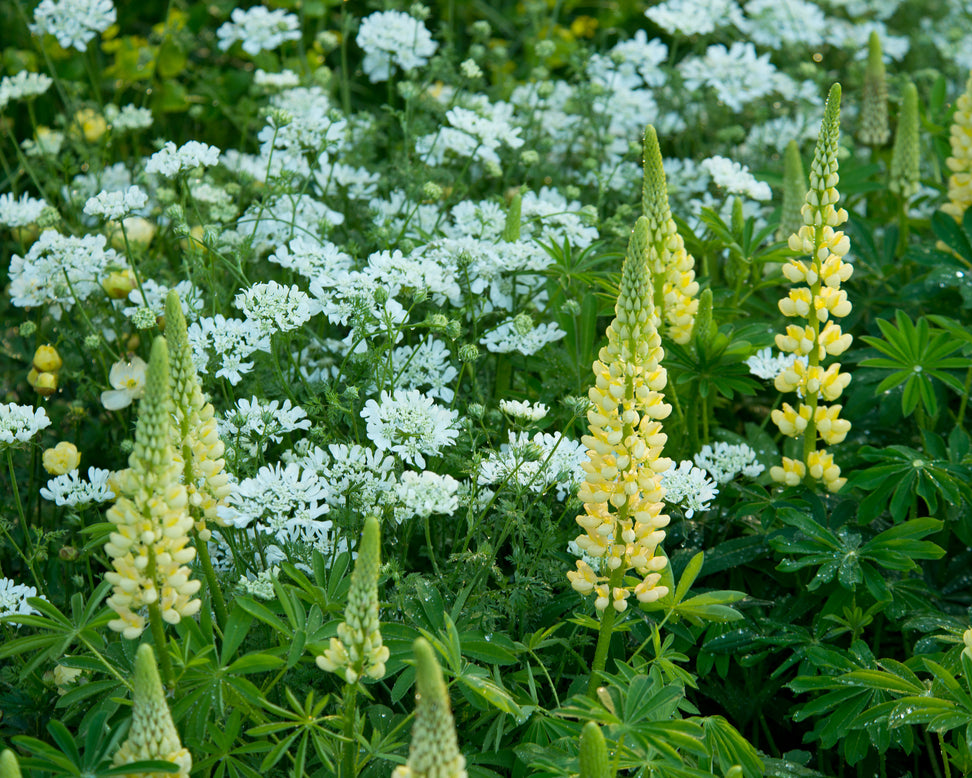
[30,0,116,52]
[235,280,320,337]
[645,0,744,36]
[103,103,153,132]
[188,315,271,385]
[144,140,221,177]
[315,152,382,200]
[661,461,718,518]
[8,229,121,319]
[286,442,397,513]
[220,462,335,552]
[361,389,460,468]
[356,10,438,83]
[309,270,409,353]
[40,467,115,506]
[390,338,458,402]
[269,237,354,281]
[0,403,51,446]
[745,347,805,380]
[0,578,47,625]
[520,187,599,249]
[482,315,566,356]
[499,399,549,424]
[0,193,48,228]
[83,185,148,220]
[0,71,54,110]
[396,470,460,520]
[680,42,791,113]
[694,442,765,485]
[125,279,204,323]
[416,103,524,167]
[701,157,772,201]
[237,194,344,253]
[739,0,829,48]
[216,6,302,56]
[219,397,312,457]
[101,356,148,410]
[586,30,668,91]
[478,430,586,500]
[237,566,280,600]
[254,69,301,89]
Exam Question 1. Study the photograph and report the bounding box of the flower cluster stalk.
[770,84,853,492]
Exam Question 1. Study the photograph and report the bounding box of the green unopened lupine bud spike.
[391,638,466,778]
[859,31,890,146]
[641,125,667,226]
[890,81,920,200]
[693,288,715,351]
[778,140,807,241]
[503,191,522,243]
[579,721,612,778]
[132,337,172,479]
[113,644,192,778]
[0,750,22,778]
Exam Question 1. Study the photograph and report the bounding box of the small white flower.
[396,470,460,520]
[661,461,719,518]
[40,467,115,506]
[499,399,549,423]
[83,186,148,220]
[216,6,302,56]
[0,193,48,228]
[219,397,312,457]
[356,10,438,82]
[478,430,586,500]
[100,356,148,411]
[103,103,153,132]
[29,0,116,52]
[745,347,805,380]
[482,316,566,355]
[361,390,459,468]
[694,442,765,484]
[701,156,772,201]
[234,280,320,337]
[0,71,54,109]
[144,140,221,177]
[0,403,51,446]
[0,578,47,625]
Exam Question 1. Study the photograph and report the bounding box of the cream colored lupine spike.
[942,72,972,223]
[640,126,699,344]
[163,290,231,541]
[568,216,672,613]
[113,644,192,778]
[771,84,853,493]
[104,337,201,639]
[391,638,466,778]
[0,750,21,778]
[317,515,389,684]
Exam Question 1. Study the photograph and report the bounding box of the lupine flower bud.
[890,81,920,200]
[503,190,522,242]
[112,644,192,778]
[858,32,890,146]
[33,344,62,373]
[579,721,611,778]
[391,638,467,778]
[642,126,699,344]
[692,288,716,350]
[0,750,21,778]
[942,72,972,224]
[779,141,807,241]
[771,84,853,492]
[317,516,390,684]
[568,216,672,612]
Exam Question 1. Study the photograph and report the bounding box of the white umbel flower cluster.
[30,0,116,52]
[0,403,51,446]
[361,390,460,468]
[145,141,221,177]
[356,10,438,83]
[216,6,302,56]
[83,186,148,220]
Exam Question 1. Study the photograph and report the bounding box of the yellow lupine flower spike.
[770,84,852,493]
[317,515,390,684]
[942,71,972,224]
[641,125,699,344]
[113,644,192,778]
[392,638,467,778]
[568,216,672,612]
[104,337,201,639]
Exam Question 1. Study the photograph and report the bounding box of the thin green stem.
[147,601,174,688]
[341,683,358,778]
[5,449,46,596]
[956,365,972,428]
[586,566,624,697]
[195,533,228,628]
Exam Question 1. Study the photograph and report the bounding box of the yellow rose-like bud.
[73,108,108,143]
[43,442,81,474]
[108,217,157,250]
[33,371,58,396]
[33,344,63,373]
[103,269,137,300]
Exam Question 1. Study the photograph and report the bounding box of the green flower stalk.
[889,80,920,200]
[778,140,807,241]
[164,290,231,623]
[0,750,21,778]
[642,125,699,344]
[104,337,201,643]
[317,516,389,684]
[942,72,972,224]
[503,190,522,242]
[113,644,192,778]
[858,31,890,146]
[392,638,466,778]
[770,84,853,493]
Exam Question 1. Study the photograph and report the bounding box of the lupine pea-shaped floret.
[113,644,191,778]
[567,216,672,613]
[317,516,389,684]
[770,84,853,493]
[104,338,201,638]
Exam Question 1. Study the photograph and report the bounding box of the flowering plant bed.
[1,1,972,776]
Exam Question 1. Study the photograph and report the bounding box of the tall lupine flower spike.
[778,140,807,241]
[567,216,672,613]
[317,515,390,683]
[858,32,890,146]
[641,125,699,344]
[770,84,853,493]
[942,72,972,224]
[890,81,920,200]
[104,337,201,640]
[113,644,192,778]
[392,638,466,778]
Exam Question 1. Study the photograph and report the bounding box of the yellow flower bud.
[73,108,107,143]
[102,269,137,300]
[33,371,58,396]
[33,344,63,373]
[43,442,81,475]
